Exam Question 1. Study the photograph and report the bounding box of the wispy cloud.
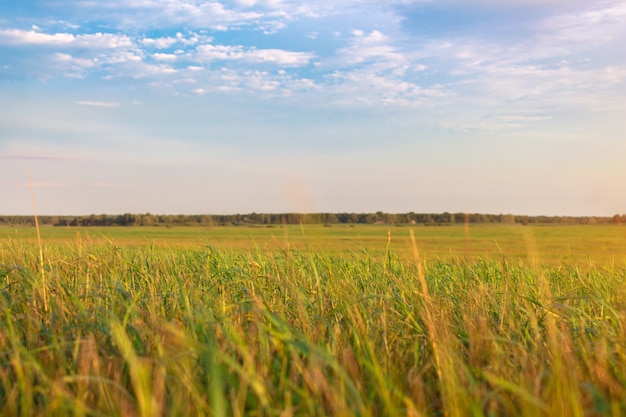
[335,30,406,69]
[71,0,268,30]
[194,44,314,66]
[141,32,205,49]
[542,1,626,34]
[0,28,132,48]
[76,100,122,107]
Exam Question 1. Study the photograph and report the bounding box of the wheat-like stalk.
[28,167,47,312]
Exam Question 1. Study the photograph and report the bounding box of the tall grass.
[0,234,625,416]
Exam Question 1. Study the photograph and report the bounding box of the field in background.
[2,223,626,265]
[1,223,626,416]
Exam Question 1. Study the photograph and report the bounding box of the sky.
[1,0,625,216]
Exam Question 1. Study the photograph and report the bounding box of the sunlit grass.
[1,223,625,265]
[1,225,625,416]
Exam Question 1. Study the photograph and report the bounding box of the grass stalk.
[28,167,48,312]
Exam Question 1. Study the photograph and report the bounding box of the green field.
[2,223,626,264]
[1,224,626,416]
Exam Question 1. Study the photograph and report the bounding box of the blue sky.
[1,0,625,216]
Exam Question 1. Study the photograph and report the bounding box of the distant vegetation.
[1,211,625,227]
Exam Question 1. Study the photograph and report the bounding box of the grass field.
[1,224,625,416]
[2,223,626,264]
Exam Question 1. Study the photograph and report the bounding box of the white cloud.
[331,29,408,71]
[515,2,626,55]
[0,28,75,45]
[195,44,244,60]
[54,53,97,68]
[141,32,205,49]
[310,29,440,107]
[324,68,445,107]
[134,63,178,77]
[153,53,178,61]
[51,53,99,78]
[546,2,626,29]
[141,37,179,49]
[165,64,320,97]
[73,0,267,30]
[242,70,281,91]
[194,44,313,66]
[234,0,257,7]
[0,29,132,48]
[245,48,313,65]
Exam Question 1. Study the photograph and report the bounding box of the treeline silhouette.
[1,212,624,227]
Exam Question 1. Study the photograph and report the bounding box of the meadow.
[1,223,625,416]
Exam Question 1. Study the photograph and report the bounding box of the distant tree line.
[0,212,625,227]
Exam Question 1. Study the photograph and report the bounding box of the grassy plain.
[2,223,626,264]
[1,223,626,416]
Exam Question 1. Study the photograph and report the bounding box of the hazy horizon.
[2,1,625,217]
[1,209,621,219]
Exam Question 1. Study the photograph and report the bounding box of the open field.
[2,223,626,265]
[1,224,626,416]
